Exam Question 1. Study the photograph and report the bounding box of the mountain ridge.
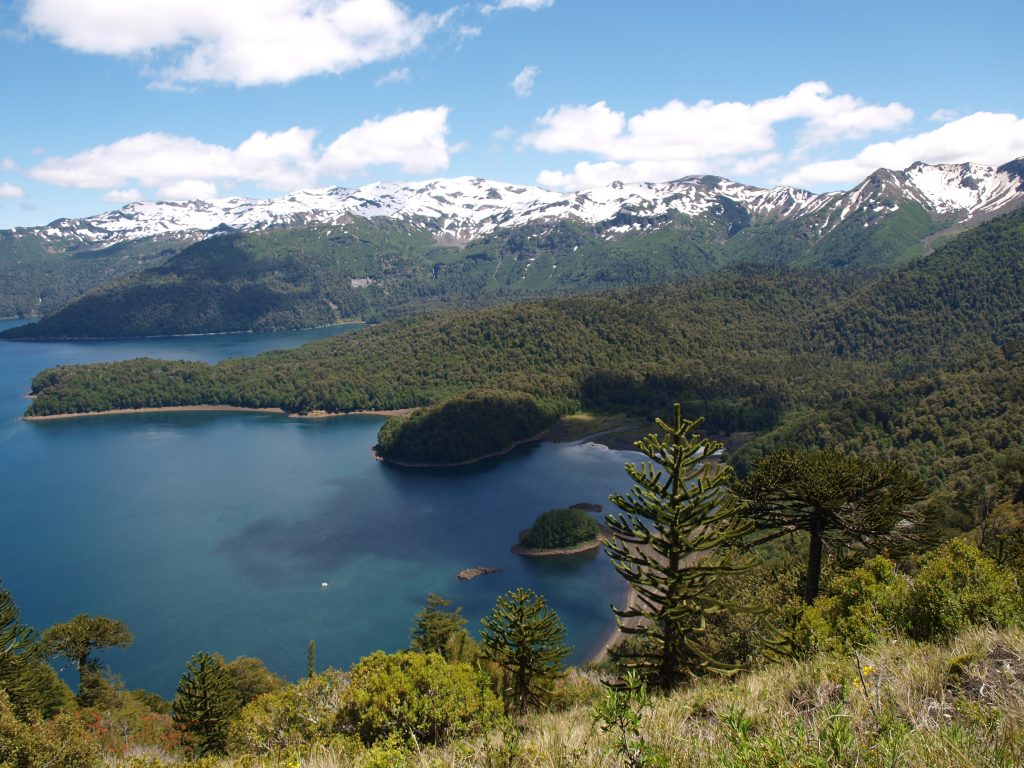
[12,158,1024,250]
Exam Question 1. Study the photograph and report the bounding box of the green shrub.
[0,691,101,768]
[228,671,348,755]
[338,650,500,747]
[797,556,910,654]
[520,507,600,550]
[904,538,1024,640]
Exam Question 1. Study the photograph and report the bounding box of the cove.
[0,320,636,698]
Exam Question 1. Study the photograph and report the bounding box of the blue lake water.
[0,320,638,697]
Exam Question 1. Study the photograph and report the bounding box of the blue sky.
[1,0,1023,228]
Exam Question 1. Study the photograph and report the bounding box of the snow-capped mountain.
[14,158,1024,249]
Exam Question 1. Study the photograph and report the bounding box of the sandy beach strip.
[22,405,415,421]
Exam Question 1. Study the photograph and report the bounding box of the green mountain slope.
[5,198,1010,339]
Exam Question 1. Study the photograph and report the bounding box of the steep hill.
[3,158,1022,337]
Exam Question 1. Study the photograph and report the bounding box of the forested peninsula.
[20,207,1024,499]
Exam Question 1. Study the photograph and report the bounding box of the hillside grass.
[148,627,1022,767]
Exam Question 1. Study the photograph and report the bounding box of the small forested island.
[512,507,602,556]
[373,391,560,466]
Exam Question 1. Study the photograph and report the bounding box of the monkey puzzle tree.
[736,448,927,603]
[410,593,468,658]
[172,652,237,757]
[0,584,57,718]
[480,588,570,715]
[605,405,753,690]
[41,614,132,706]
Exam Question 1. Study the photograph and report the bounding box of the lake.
[0,320,638,697]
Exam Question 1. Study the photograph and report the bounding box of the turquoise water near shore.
[0,320,636,697]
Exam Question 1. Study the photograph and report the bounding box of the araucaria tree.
[736,448,926,603]
[172,652,237,757]
[41,614,132,705]
[410,593,468,658]
[605,405,753,689]
[480,588,571,715]
[0,584,46,717]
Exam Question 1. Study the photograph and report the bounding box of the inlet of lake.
[0,319,639,697]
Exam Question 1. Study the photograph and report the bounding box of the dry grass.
[117,628,1024,768]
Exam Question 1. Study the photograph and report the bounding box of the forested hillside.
[3,192,1011,339]
[21,208,1024,504]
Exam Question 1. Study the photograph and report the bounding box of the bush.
[797,556,910,654]
[228,670,348,755]
[520,507,600,550]
[904,538,1024,640]
[338,651,500,747]
[0,691,101,768]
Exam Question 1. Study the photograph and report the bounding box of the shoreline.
[372,426,554,469]
[1,319,364,342]
[22,405,414,422]
[589,581,637,665]
[511,538,602,558]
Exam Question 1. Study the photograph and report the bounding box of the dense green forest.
[0,231,186,318]
[374,391,561,465]
[518,507,600,551]
[1,194,958,338]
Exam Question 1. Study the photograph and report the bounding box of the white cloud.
[1,157,15,171]
[23,0,448,87]
[375,67,410,86]
[0,182,24,198]
[526,82,913,189]
[30,128,318,191]
[29,108,455,199]
[103,188,143,204]
[930,108,959,123]
[482,0,554,13]
[511,65,538,97]
[160,179,219,200]
[321,107,452,176]
[783,112,1024,188]
[458,25,482,38]
[493,126,516,141]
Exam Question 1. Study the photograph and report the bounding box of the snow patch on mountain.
[19,159,1024,249]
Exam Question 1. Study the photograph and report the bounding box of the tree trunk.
[805,514,825,603]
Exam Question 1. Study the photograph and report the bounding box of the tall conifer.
[480,588,570,715]
[605,405,752,689]
[172,652,237,757]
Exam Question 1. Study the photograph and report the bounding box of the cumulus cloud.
[29,108,455,199]
[321,107,452,176]
[30,128,318,191]
[930,108,959,123]
[160,180,220,200]
[375,67,410,86]
[482,0,554,13]
[527,82,914,189]
[103,188,143,204]
[23,0,447,87]
[1,158,16,171]
[0,182,24,198]
[783,112,1024,188]
[511,65,538,97]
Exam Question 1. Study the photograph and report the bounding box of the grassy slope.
[168,628,1024,768]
